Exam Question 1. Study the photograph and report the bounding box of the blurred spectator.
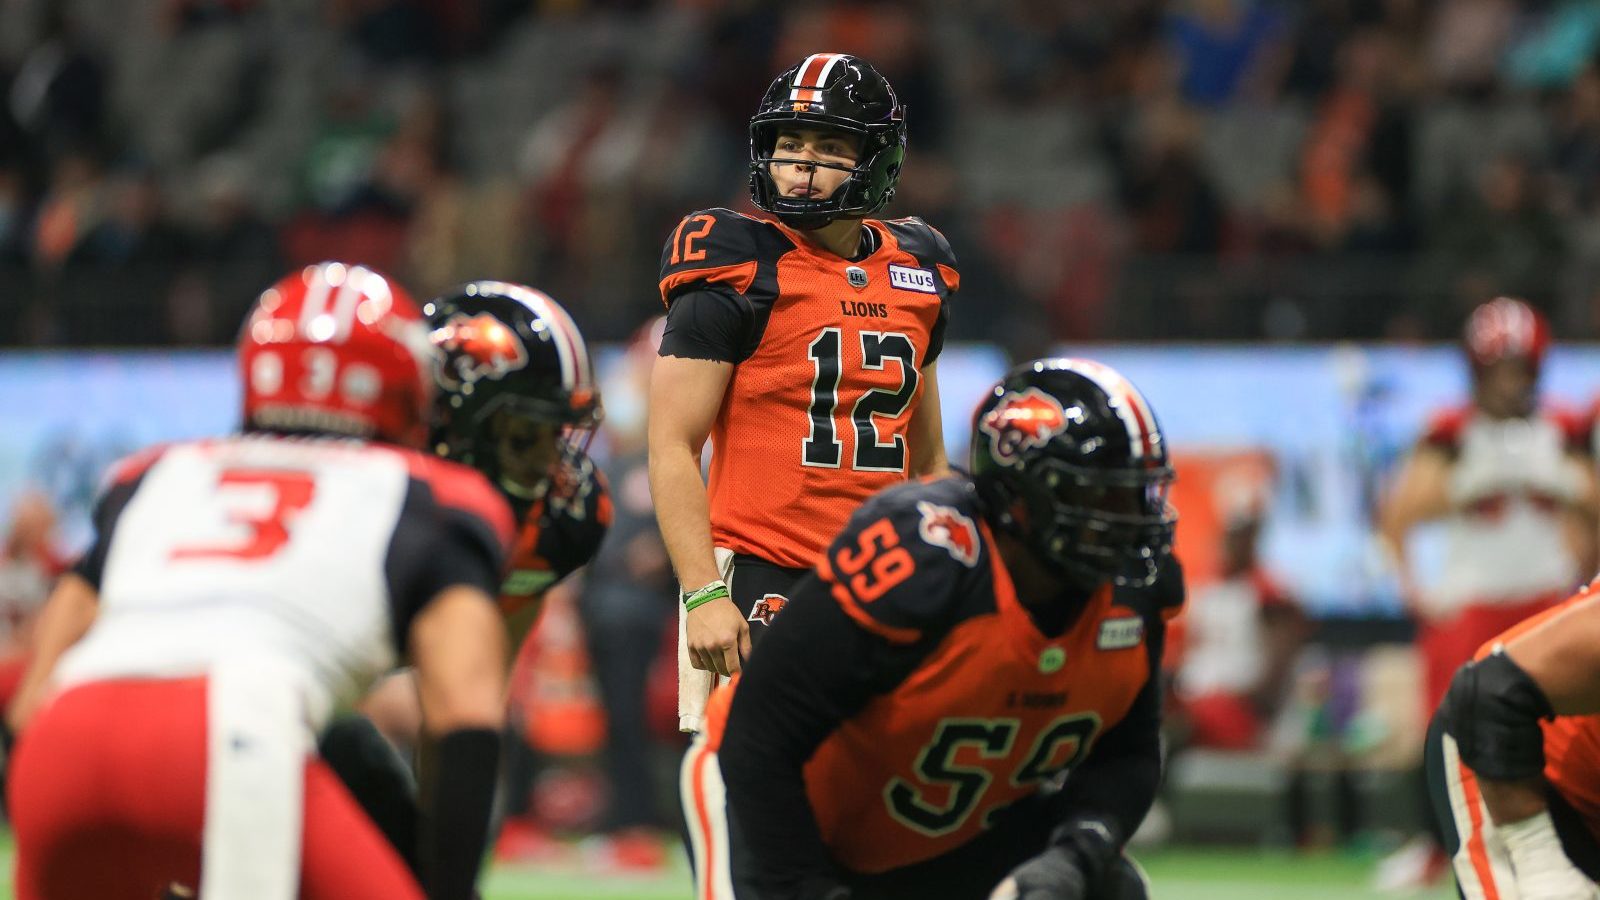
[574,318,678,869]
[333,0,447,67]
[1425,0,1514,94]
[1172,510,1308,752]
[0,491,65,711]
[1117,101,1224,255]
[1552,62,1600,214]
[1297,29,1414,253]
[0,162,27,264]
[1424,156,1566,322]
[1165,0,1289,107]
[186,155,283,343]
[7,5,105,164]
[14,0,1600,346]
[1504,1,1600,89]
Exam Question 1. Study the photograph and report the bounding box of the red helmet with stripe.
[970,358,1177,588]
[423,281,598,500]
[1465,296,1550,372]
[239,262,435,447]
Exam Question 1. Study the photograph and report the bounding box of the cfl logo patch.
[748,593,789,625]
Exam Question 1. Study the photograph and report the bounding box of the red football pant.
[1419,593,1562,716]
[10,677,424,900]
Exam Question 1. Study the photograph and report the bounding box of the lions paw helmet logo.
[748,593,788,625]
[980,387,1068,466]
[432,313,529,388]
[917,501,980,567]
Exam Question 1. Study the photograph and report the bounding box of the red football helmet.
[239,262,435,447]
[1465,296,1550,372]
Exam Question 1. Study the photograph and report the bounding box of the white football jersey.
[55,435,511,730]
[1425,408,1583,614]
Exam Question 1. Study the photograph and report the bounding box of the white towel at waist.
[678,547,736,734]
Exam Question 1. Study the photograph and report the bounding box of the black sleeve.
[1046,611,1165,850]
[925,300,948,367]
[719,576,893,895]
[385,487,507,654]
[70,477,146,590]
[658,289,755,363]
[883,218,958,368]
[420,727,501,900]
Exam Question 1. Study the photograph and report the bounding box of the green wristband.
[682,580,730,613]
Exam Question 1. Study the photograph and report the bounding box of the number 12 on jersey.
[805,327,921,472]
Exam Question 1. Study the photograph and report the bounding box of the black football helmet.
[970,359,1177,588]
[749,53,907,229]
[424,281,599,501]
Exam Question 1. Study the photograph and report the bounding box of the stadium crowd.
[6,0,1600,348]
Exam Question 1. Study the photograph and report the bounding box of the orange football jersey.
[658,208,957,569]
[706,477,1170,873]
[496,453,611,619]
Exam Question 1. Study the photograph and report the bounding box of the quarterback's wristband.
[682,580,730,613]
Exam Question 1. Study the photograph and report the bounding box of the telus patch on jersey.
[1096,616,1144,650]
[887,265,938,293]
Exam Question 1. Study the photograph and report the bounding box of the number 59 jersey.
[658,208,958,569]
[54,435,514,728]
[710,477,1178,874]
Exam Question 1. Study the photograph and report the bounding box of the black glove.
[1001,845,1090,900]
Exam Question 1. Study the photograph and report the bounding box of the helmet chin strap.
[497,472,550,502]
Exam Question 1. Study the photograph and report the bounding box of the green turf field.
[0,834,1459,898]
[477,847,1458,900]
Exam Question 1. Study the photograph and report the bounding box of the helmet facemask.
[747,55,906,228]
[438,387,598,502]
[990,458,1177,589]
[749,119,904,230]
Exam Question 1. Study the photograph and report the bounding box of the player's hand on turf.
[687,595,751,676]
[990,846,1088,900]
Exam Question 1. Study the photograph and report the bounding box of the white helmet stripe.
[531,290,593,394]
[469,281,592,396]
[1059,358,1157,459]
[788,52,842,102]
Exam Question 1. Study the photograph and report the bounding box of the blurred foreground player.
[324,279,610,869]
[1428,580,1600,899]
[685,359,1181,900]
[6,263,514,900]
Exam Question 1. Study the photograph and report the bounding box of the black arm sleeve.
[419,726,501,900]
[718,577,891,895]
[1047,612,1166,856]
[658,289,755,363]
[925,300,949,367]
